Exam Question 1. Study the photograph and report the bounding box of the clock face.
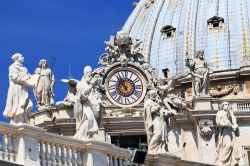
[106,69,147,107]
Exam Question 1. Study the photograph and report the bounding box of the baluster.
[71,148,77,166]
[40,140,46,166]
[12,135,17,162]
[122,158,128,166]
[7,134,14,162]
[108,155,113,166]
[50,143,56,166]
[45,141,52,166]
[60,145,66,165]
[0,133,3,160]
[55,144,62,166]
[124,159,130,166]
[239,104,242,111]
[2,133,8,160]
[76,151,83,166]
[114,156,118,166]
[248,103,250,111]
[66,147,71,166]
[118,157,123,166]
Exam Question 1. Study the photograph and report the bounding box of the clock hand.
[118,78,128,91]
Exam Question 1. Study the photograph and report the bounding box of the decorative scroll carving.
[99,30,145,66]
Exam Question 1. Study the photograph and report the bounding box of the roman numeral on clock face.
[134,90,141,98]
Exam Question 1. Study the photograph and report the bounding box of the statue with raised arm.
[216,102,239,166]
[3,53,36,124]
[144,90,169,154]
[186,50,210,96]
[73,66,100,140]
[34,59,55,111]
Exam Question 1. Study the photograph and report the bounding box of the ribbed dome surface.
[123,0,250,76]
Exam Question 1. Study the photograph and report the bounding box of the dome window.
[161,25,176,39]
[207,16,224,29]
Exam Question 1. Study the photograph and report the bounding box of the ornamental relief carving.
[209,84,239,98]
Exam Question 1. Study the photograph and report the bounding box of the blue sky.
[0,0,135,122]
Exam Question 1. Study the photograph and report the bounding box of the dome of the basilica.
[123,0,250,77]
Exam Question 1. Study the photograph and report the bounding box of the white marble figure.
[186,50,210,96]
[73,66,100,140]
[144,90,169,154]
[34,59,55,111]
[3,53,35,124]
[216,102,239,166]
[56,79,78,108]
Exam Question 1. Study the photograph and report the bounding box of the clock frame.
[105,66,147,108]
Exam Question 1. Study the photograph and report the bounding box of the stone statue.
[56,79,78,108]
[144,90,169,154]
[186,50,210,96]
[157,77,190,114]
[34,59,55,111]
[100,31,145,66]
[3,53,36,124]
[216,102,239,166]
[73,66,100,140]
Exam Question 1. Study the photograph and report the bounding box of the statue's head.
[196,50,204,59]
[83,66,92,77]
[220,102,230,111]
[39,59,48,68]
[146,90,158,100]
[11,53,24,63]
[116,31,131,49]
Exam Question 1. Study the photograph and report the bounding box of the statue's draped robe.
[3,62,33,124]
[216,110,238,166]
[74,77,99,140]
[144,99,168,154]
[34,68,54,107]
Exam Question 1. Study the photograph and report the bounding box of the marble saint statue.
[73,66,100,140]
[144,90,169,154]
[56,79,78,108]
[186,50,210,96]
[216,102,239,166]
[34,59,55,111]
[3,53,36,124]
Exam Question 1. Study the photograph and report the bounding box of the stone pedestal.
[85,150,108,166]
[193,96,213,111]
[16,134,40,166]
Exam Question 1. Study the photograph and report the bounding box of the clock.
[105,67,147,107]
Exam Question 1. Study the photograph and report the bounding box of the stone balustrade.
[0,122,135,166]
[220,99,250,112]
